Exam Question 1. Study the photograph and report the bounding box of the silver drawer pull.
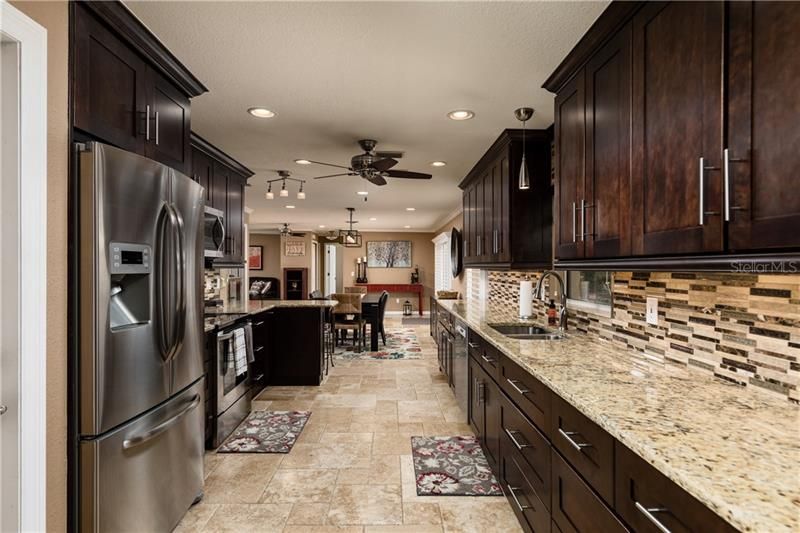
[506,378,530,395]
[481,354,496,364]
[507,485,532,512]
[468,342,480,349]
[634,501,672,533]
[558,428,592,452]
[505,429,532,450]
[255,320,265,326]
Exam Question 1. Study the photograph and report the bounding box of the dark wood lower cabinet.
[267,308,324,385]
[552,451,628,533]
[500,439,551,533]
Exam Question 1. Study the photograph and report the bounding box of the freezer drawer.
[80,379,205,533]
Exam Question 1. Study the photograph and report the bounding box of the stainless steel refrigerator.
[76,142,205,532]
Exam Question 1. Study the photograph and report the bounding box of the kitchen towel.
[233,327,248,376]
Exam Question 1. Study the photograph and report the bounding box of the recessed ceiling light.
[447,109,474,121]
[406,207,416,211]
[294,159,311,165]
[404,225,411,229]
[431,161,447,167]
[357,191,369,196]
[319,224,326,228]
[369,217,377,221]
[285,205,295,209]
[247,107,276,118]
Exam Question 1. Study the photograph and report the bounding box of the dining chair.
[330,293,366,351]
[377,290,389,346]
[345,286,367,295]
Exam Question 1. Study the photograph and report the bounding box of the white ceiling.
[127,1,607,232]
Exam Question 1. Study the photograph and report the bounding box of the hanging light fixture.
[265,171,307,201]
[514,107,534,190]
[338,207,362,248]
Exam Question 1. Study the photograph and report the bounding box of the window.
[565,271,612,315]
[433,233,452,292]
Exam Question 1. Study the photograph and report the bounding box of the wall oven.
[204,206,225,258]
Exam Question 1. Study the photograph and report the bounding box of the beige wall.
[433,211,465,298]
[337,231,435,312]
[248,233,281,280]
[9,1,69,531]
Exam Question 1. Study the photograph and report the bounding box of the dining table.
[322,292,382,352]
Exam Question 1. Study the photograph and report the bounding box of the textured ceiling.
[126,1,607,232]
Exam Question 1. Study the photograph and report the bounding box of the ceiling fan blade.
[305,160,353,170]
[365,174,387,186]
[312,173,354,179]
[385,170,432,180]
[370,158,398,172]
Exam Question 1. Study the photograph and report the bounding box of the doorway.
[0,4,48,531]
[324,243,337,295]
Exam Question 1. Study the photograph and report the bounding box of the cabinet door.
[476,175,488,261]
[462,188,473,263]
[585,23,632,258]
[73,4,147,153]
[226,174,245,263]
[631,1,724,255]
[146,68,191,175]
[492,153,511,263]
[554,71,586,259]
[468,357,485,438]
[728,2,800,251]
[483,374,501,471]
[190,148,213,206]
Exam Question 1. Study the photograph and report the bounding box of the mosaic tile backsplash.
[480,270,800,402]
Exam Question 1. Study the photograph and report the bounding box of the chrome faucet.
[534,270,568,331]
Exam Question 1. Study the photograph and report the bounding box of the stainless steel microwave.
[204,206,225,258]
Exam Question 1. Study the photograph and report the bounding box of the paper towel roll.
[519,280,533,318]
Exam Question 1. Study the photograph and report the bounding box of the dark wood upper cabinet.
[631,1,724,256]
[72,2,205,175]
[545,0,800,269]
[460,129,552,269]
[727,1,800,251]
[190,147,213,206]
[145,69,191,175]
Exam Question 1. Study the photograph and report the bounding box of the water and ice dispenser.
[109,242,151,330]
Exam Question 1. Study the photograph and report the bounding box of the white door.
[310,240,319,293]
[324,243,337,295]
[0,3,47,531]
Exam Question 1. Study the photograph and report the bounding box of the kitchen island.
[435,297,799,533]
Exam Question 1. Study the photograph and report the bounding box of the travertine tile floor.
[177,319,523,533]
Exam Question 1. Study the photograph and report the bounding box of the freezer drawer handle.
[122,394,200,450]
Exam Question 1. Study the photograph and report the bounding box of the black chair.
[377,290,389,346]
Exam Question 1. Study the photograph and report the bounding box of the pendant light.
[338,207,362,248]
[514,107,534,190]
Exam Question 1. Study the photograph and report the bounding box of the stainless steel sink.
[488,323,565,340]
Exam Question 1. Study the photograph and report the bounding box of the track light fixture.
[265,171,307,201]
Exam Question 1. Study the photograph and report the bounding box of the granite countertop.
[435,298,800,533]
[204,299,337,333]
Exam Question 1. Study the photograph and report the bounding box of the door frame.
[0,2,48,531]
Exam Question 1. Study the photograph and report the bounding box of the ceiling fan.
[305,139,433,186]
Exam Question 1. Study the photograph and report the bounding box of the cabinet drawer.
[615,443,736,533]
[500,394,551,508]
[500,355,551,435]
[500,441,551,533]
[551,394,614,504]
[468,333,499,377]
[552,451,628,533]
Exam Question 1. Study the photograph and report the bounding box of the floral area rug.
[217,410,310,453]
[334,327,422,360]
[411,436,503,496]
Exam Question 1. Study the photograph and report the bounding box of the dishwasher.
[452,319,469,419]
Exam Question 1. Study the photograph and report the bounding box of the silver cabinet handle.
[123,394,200,450]
[723,148,747,221]
[580,198,586,242]
[699,157,705,225]
[507,485,532,512]
[155,111,160,145]
[477,236,481,256]
[254,320,265,327]
[493,229,498,254]
[505,429,532,450]
[571,201,577,242]
[481,354,495,365]
[0,405,7,416]
[506,378,530,395]
[145,104,151,140]
[634,501,672,533]
[558,428,592,452]
[468,342,480,349]
[478,381,485,404]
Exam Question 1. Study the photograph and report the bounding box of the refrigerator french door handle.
[121,394,201,450]
[168,203,186,360]
[155,203,173,360]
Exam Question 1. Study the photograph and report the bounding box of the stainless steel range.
[76,142,205,532]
